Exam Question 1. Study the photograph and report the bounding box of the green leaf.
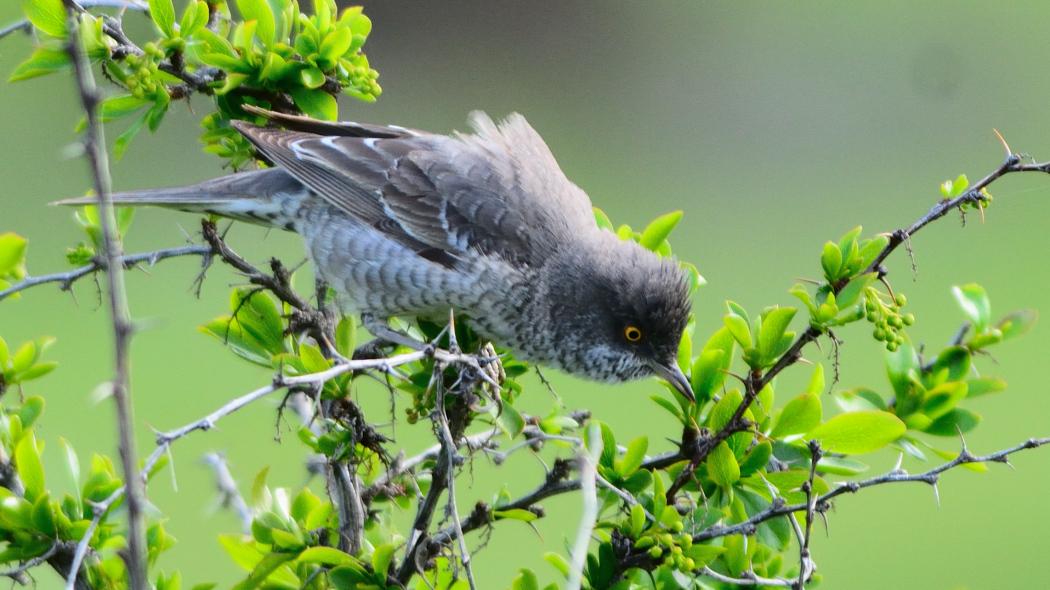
[836,272,877,310]
[758,307,796,361]
[707,441,740,487]
[9,47,72,82]
[923,408,981,437]
[289,87,337,120]
[19,397,45,429]
[60,438,80,491]
[298,344,330,374]
[837,226,862,263]
[691,327,735,406]
[966,377,1006,398]
[199,318,272,366]
[511,569,540,590]
[16,435,45,502]
[816,456,870,476]
[598,422,616,468]
[770,394,822,439]
[493,508,539,522]
[114,110,149,161]
[237,0,275,47]
[649,394,684,422]
[885,336,919,401]
[232,552,296,590]
[23,0,67,37]
[250,467,271,512]
[318,27,353,61]
[180,1,210,38]
[0,233,28,276]
[710,389,744,432]
[149,0,176,38]
[804,363,825,395]
[738,441,772,477]
[193,28,238,58]
[371,544,395,578]
[821,241,843,281]
[997,309,1037,341]
[833,387,885,412]
[929,346,971,384]
[952,284,990,332]
[618,437,647,477]
[855,235,889,270]
[543,553,570,581]
[920,382,968,421]
[331,317,355,359]
[496,401,525,438]
[806,411,906,454]
[593,207,614,231]
[724,313,752,348]
[300,66,326,89]
[638,210,683,252]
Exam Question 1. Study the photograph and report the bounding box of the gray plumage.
[57,109,695,399]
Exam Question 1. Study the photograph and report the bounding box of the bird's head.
[544,232,695,400]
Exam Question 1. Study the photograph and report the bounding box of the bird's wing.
[233,112,597,263]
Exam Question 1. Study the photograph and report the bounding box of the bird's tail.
[52,168,306,229]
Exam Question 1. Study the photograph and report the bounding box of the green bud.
[671,521,684,533]
[903,313,915,326]
[895,293,907,307]
[649,547,662,559]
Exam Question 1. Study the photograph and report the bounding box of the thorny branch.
[664,151,1050,502]
[0,245,212,302]
[60,1,147,589]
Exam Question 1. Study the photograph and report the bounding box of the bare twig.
[60,2,147,588]
[0,541,59,578]
[797,440,821,590]
[698,566,792,587]
[435,394,477,590]
[202,452,252,534]
[567,424,601,590]
[693,436,1050,545]
[0,245,212,302]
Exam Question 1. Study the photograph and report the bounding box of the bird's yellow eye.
[624,326,643,343]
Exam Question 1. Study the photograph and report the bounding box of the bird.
[57,107,696,401]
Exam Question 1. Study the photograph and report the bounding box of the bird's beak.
[650,360,695,403]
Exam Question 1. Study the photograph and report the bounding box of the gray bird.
[58,108,695,400]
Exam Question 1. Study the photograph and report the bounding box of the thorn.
[447,308,460,353]
[993,128,1011,155]
[892,453,903,472]
[931,482,940,508]
[955,425,968,453]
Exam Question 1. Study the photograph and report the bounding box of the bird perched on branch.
[58,108,696,400]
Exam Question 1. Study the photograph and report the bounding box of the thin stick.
[60,2,146,588]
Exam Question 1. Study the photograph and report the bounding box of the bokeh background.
[3,1,1050,588]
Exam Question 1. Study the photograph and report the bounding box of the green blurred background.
[3,1,1050,588]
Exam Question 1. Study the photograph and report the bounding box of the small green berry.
[895,293,907,307]
[903,313,915,326]
[649,547,662,559]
